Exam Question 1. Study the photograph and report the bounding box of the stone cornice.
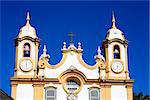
[102,38,128,48]
[10,77,134,84]
[15,36,40,47]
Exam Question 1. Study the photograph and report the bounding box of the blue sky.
[0,1,149,96]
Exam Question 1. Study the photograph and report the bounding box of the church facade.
[10,12,134,100]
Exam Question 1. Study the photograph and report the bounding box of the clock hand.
[26,62,27,68]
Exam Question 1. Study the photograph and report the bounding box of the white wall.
[44,84,67,100]
[44,84,100,100]
[17,84,33,100]
[45,53,99,79]
[111,85,127,100]
[78,85,89,100]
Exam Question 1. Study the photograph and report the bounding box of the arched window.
[89,88,100,100]
[24,43,30,57]
[66,77,80,93]
[114,45,120,59]
[45,87,56,100]
[66,80,80,93]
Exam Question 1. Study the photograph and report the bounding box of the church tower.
[14,12,40,78]
[102,13,129,80]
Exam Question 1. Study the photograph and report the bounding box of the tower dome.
[106,12,125,41]
[18,12,37,38]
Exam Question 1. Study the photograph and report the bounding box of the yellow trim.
[100,84,111,100]
[38,53,67,69]
[16,75,35,78]
[63,77,82,94]
[10,78,133,86]
[19,57,33,72]
[77,53,101,70]
[125,47,129,79]
[105,47,109,79]
[58,69,87,83]
[14,46,18,77]
[126,84,133,100]
[33,84,44,100]
[58,70,86,94]
[34,42,39,77]
[39,52,102,70]
[108,76,126,80]
[105,85,111,100]
[101,86,105,100]
[11,84,17,100]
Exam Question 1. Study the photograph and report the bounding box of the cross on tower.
[68,32,76,44]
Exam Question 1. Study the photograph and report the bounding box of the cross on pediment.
[68,32,76,44]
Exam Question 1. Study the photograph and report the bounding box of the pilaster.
[126,84,133,100]
[33,83,44,100]
[11,84,17,100]
[101,83,111,100]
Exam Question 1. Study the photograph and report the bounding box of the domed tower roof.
[106,12,125,41]
[18,12,37,38]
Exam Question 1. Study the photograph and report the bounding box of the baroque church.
[10,12,134,100]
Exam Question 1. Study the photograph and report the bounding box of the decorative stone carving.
[67,93,77,100]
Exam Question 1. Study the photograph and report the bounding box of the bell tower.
[14,12,40,78]
[102,12,129,80]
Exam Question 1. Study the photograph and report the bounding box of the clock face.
[111,61,123,73]
[20,59,32,71]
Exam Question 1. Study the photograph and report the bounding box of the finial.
[43,45,47,54]
[95,46,105,61]
[68,32,75,44]
[78,42,81,49]
[111,11,116,29]
[39,45,50,60]
[26,12,30,21]
[26,12,30,26]
[63,42,67,49]
[97,46,101,56]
